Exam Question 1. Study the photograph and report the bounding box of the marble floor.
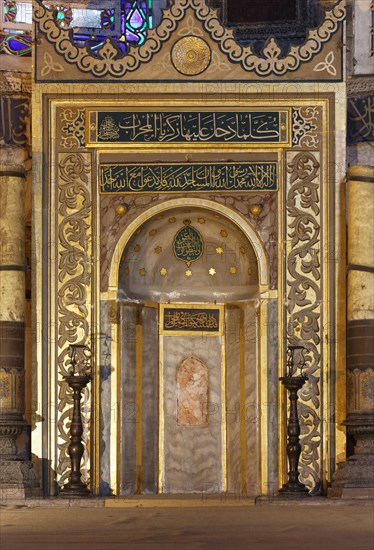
[0,501,373,550]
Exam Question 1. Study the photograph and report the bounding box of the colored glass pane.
[11,2,32,24]
[0,31,32,55]
[3,1,17,23]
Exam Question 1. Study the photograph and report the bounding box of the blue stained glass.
[129,9,144,30]
[0,32,32,55]
[70,1,153,57]
[125,29,140,42]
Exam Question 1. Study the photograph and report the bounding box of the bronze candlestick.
[59,345,91,498]
[278,345,311,498]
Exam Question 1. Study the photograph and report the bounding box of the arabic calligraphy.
[90,110,288,144]
[100,162,277,194]
[173,220,204,267]
[0,96,30,146]
[163,308,220,333]
[347,95,374,145]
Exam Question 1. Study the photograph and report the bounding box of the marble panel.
[141,306,159,493]
[225,307,241,493]
[177,356,208,427]
[266,299,279,495]
[163,336,222,493]
[99,300,112,495]
[244,303,259,496]
[120,304,137,494]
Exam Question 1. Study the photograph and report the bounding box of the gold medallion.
[171,36,211,76]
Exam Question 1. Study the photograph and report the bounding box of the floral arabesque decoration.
[34,0,346,79]
[53,5,73,29]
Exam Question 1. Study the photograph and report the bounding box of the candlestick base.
[277,482,311,498]
[59,483,91,499]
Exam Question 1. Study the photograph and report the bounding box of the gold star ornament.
[160,267,168,276]
[185,269,193,277]
[209,268,216,276]
[216,247,224,255]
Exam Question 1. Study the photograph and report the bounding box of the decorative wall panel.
[0,96,30,146]
[347,94,374,145]
[56,152,92,486]
[285,150,322,490]
[34,0,345,82]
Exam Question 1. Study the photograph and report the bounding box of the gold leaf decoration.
[34,0,345,78]
[41,51,64,77]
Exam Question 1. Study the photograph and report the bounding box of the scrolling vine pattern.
[286,151,322,490]
[57,152,92,486]
[34,0,345,79]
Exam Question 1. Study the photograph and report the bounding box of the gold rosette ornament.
[171,36,211,76]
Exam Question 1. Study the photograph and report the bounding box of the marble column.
[329,165,374,499]
[0,156,37,496]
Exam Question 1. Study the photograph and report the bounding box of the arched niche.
[107,197,269,299]
[109,198,269,496]
[118,206,259,303]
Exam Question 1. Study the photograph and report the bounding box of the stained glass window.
[0,1,32,56]
[0,1,158,57]
[73,1,153,54]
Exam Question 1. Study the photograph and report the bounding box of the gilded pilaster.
[329,165,374,499]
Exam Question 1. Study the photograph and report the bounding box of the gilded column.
[0,158,37,495]
[329,165,374,499]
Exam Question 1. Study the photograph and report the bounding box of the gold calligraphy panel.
[100,162,278,194]
[87,109,290,148]
[160,304,223,337]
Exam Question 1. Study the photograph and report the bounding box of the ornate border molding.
[34,0,345,78]
[285,150,322,489]
[56,152,92,486]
